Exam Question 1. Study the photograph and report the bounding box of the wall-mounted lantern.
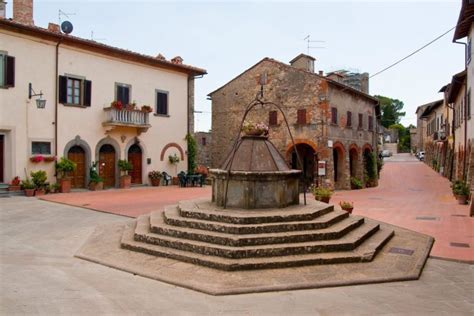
[28,83,46,109]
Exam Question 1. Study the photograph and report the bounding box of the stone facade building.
[195,131,212,167]
[209,54,380,190]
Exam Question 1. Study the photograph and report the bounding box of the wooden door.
[128,144,142,184]
[0,135,4,183]
[67,145,86,188]
[99,144,116,188]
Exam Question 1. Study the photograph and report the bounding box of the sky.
[7,0,464,131]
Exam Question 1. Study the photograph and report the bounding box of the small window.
[331,107,337,125]
[32,141,51,155]
[202,137,206,146]
[368,115,373,131]
[116,83,131,105]
[59,75,91,106]
[297,109,306,125]
[346,111,352,128]
[156,91,168,115]
[269,110,278,126]
[358,113,363,129]
[0,52,15,88]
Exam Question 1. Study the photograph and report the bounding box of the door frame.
[95,137,121,188]
[0,129,15,184]
[64,136,91,187]
[125,138,147,184]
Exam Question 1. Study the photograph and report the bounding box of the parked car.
[418,151,425,161]
[381,150,392,157]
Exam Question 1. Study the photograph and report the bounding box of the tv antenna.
[90,31,106,42]
[303,35,325,54]
[58,9,75,26]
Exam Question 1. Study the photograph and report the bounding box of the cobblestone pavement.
[332,153,474,263]
[1,197,473,315]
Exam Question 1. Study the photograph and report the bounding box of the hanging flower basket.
[242,121,269,137]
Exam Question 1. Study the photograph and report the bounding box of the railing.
[103,107,150,126]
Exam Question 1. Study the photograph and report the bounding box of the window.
[331,107,337,125]
[358,113,363,129]
[297,109,306,125]
[0,52,15,88]
[368,115,373,131]
[59,75,91,106]
[269,110,278,126]
[31,141,51,155]
[116,83,131,105]
[156,90,169,115]
[202,137,206,146]
[346,111,352,128]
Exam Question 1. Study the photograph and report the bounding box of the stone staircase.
[121,199,394,271]
[0,183,9,198]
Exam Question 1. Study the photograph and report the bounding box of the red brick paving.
[332,154,474,263]
[40,186,211,218]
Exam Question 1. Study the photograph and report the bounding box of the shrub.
[148,171,162,180]
[30,170,47,189]
[89,162,103,184]
[185,134,197,173]
[350,177,363,190]
[311,186,333,199]
[21,178,35,189]
[452,180,470,196]
[56,157,77,178]
[118,160,133,175]
[168,154,180,164]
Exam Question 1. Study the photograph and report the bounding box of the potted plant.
[452,180,470,205]
[56,157,77,193]
[118,159,133,189]
[339,201,354,214]
[111,100,124,110]
[311,186,333,203]
[148,170,162,186]
[31,170,47,196]
[141,105,153,113]
[9,176,21,191]
[21,178,36,197]
[89,162,104,191]
[350,177,363,190]
[48,183,60,194]
[30,155,44,163]
[242,121,269,137]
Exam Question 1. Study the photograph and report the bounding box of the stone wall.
[210,58,378,190]
[195,131,212,167]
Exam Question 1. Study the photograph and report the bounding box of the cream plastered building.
[0,4,206,188]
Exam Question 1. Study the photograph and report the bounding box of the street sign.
[318,161,326,176]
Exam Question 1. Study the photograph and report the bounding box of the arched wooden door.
[128,144,142,184]
[99,144,116,188]
[67,145,86,188]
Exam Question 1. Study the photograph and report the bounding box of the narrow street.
[332,153,474,262]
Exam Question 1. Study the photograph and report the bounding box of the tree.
[389,123,410,152]
[375,95,406,128]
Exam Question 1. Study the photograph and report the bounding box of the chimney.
[48,23,60,33]
[0,1,6,19]
[318,70,324,76]
[289,53,315,73]
[360,72,369,94]
[13,0,34,25]
[171,56,183,64]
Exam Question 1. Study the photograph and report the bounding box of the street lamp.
[28,83,46,109]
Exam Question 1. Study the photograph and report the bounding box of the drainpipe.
[54,37,63,181]
[454,39,468,180]
[447,101,455,181]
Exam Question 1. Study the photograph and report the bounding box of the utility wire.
[370,24,458,79]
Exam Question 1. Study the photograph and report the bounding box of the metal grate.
[389,247,414,256]
[416,216,439,221]
[451,214,467,217]
[450,242,470,248]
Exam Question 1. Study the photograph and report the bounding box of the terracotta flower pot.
[150,178,161,186]
[24,189,35,197]
[8,185,21,192]
[342,207,354,214]
[172,177,179,185]
[457,195,468,205]
[316,196,331,203]
[89,182,104,191]
[34,189,45,196]
[120,175,131,189]
[60,178,71,193]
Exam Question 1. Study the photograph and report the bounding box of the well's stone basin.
[210,169,301,209]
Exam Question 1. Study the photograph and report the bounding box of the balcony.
[102,107,151,134]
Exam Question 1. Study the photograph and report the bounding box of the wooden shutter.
[157,92,168,115]
[331,107,337,124]
[369,115,373,131]
[83,80,92,106]
[347,111,352,127]
[269,110,277,126]
[58,75,68,104]
[5,56,15,87]
[297,109,306,124]
[358,113,363,129]
[124,86,130,104]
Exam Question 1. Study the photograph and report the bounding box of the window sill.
[154,113,170,117]
[62,103,89,108]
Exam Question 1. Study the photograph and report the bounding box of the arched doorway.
[333,145,345,188]
[289,143,316,188]
[99,144,116,188]
[363,147,372,183]
[349,147,359,178]
[128,144,142,184]
[67,145,86,188]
